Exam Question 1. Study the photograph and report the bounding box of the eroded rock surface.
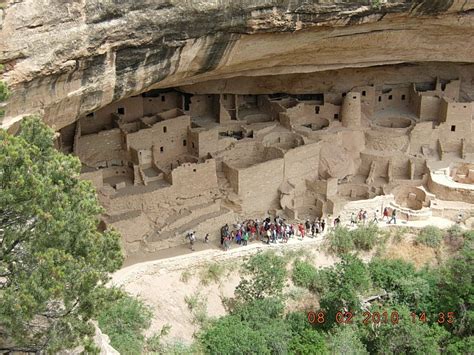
[1,0,474,129]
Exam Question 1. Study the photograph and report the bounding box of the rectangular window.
[160,146,164,152]
[183,139,187,146]
[334,113,339,120]
[161,96,165,102]
[117,107,125,114]
[192,142,195,148]
[163,126,167,133]
[378,96,382,102]
[401,94,406,100]
[315,106,320,114]
[451,125,456,132]
[353,96,357,99]
[388,95,393,100]
[362,91,366,96]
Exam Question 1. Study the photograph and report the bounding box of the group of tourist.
[219,216,328,251]
[185,207,399,251]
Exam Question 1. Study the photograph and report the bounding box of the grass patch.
[416,226,443,248]
[180,269,193,283]
[184,292,209,326]
[199,262,226,286]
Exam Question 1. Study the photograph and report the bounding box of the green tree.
[366,304,449,354]
[97,290,153,354]
[235,251,287,302]
[319,255,371,324]
[288,328,329,355]
[436,235,473,336]
[328,324,369,355]
[0,117,123,351]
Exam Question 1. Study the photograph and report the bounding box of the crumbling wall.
[284,142,320,183]
[127,115,190,162]
[143,92,179,116]
[438,100,472,153]
[237,158,285,213]
[170,159,218,195]
[76,128,124,167]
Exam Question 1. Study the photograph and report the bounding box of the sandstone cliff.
[1,0,473,130]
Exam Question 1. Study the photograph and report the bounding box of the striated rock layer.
[1,0,474,129]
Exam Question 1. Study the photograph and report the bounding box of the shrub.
[235,251,287,302]
[180,269,193,283]
[199,262,226,285]
[416,226,443,248]
[97,291,152,354]
[352,224,380,251]
[327,226,354,255]
[288,329,329,355]
[292,260,318,289]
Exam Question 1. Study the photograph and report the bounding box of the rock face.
[1,0,474,130]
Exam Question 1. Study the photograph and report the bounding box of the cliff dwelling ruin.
[56,78,474,260]
[2,0,474,263]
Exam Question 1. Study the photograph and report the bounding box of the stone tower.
[341,92,362,128]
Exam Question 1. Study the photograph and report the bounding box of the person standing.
[382,207,389,221]
[350,212,357,226]
[388,209,397,224]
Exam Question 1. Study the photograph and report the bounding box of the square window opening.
[183,139,187,146]
[401,94,406,100]
[315,106,320,114]
[388,95,393,100]
[117,107,125,115]
[451,125,456,132]
[362,91,366,96]
[334,113,339,120]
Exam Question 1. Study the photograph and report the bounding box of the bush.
[288,329,329,355]
[235,251,287,302]
[327,226,354,255]
[200,262,226,285]
[352,224,380,251]
[369,258,416,291]
[292,260,318,289]
[416,226,443,248]
[97,291,152,354]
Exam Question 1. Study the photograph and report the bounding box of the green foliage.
[319,255,371,325]
[327,225,381,255]
[366,304,450,354]
[97,290,152,354]
[0,117,123,351]
[200,297,290,354]
[144,324,171,353]
[328,325,369,355]
[0,64,9,117]
[199,262,226,285]
[199,315,270,355]
[292,259,318,289]
[437,238,474,336]
[288,328,329,355]
[352,224,380,251]
[235,251,287,302]
[185,292,209,326]
[180,269,193,283]
[416,225,443,248]
[369,258,439,313]
[327,225,354,255]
